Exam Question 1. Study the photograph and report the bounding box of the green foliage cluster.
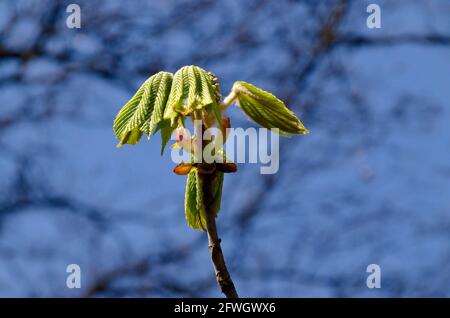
[113,65,308,230]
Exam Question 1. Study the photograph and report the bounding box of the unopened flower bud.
[175,127,192,153]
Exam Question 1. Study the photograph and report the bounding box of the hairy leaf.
[164,65,220,123]
[232,81,309,135]
[184,168,224,231]
[113,71,173,147]
[146,72,174,136]
[185,168,206,231]
[158,115,185,155]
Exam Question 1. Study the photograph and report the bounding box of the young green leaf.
[185,168,207,231]
[113,71,173,147]
[164,66,220,123]
[158,115,186,155]
[146,72,174,136]
[207,71,222,125]
[113,81,147,146]
[231,81,309,135]
[184,168,224,231]
[158,119,175,155]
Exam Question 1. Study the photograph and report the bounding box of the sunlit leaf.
[113,71,173,147]
[185,168,207,231]
[158,117,182,155]
[146,72,174,136]
[206,71,222,124]
[232,81,309,135]
[164,66,220,123]
[117,128,143,146]
[184,168,224,231]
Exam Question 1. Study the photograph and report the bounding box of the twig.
[200,171,238,298]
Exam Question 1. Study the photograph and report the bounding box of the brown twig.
[200,171,238,298]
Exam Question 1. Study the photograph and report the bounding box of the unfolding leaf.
[158,116,184,155]
[185,168,207,231]
[117,128,143,146]
[232,81,309,135]
[146,72,174,136]
[164,66,220,123]
[113,71,173,147]
[195,171,204,219]
[184,167,225,231]
[207,71,222,124]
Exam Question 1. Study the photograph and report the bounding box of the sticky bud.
[173,163,193,175]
